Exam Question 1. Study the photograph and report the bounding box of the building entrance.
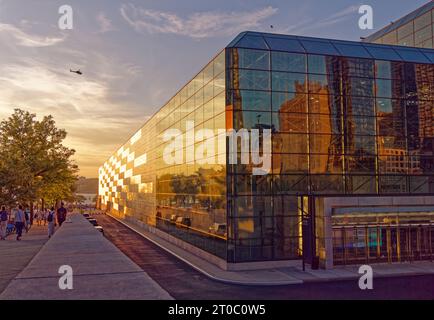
[332,209,434,265]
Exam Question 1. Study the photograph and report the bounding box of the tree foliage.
[0,109,78,206]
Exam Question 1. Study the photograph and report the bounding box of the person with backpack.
[0,206,8,240]
[14,205,26,241]
[56,202,67,227]
[47,207,56,238]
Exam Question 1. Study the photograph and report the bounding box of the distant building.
[76,193,96,206]
[363,2,434,48]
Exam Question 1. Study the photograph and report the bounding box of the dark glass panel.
[235,69,270,90]
[333,43,373,59]
[376,79,394,98]
[345,135,376,155]
[376,60,392,79]
[271,51,306,73]
[393,47,430,63]
[308,74,331,93]
[308,55,340,75]
[419,49,434,63]
[234,196,273,217]
[272,175,309,194]
[299,39,340,55]
[363,45,402,61]
[272,112,307,133]
[345,155,376,173]
[234,174,272,195]
[377,136,407,152]
[344,77,374,97]
[264,37,305,53]
[346,116,376,136]
[309,94,342,116]
[310,175,344,193]
[379,153,408,175]
[233,90,271,111]
[230,160,253,175]
[308,55,327,74]
[345,96,375,117]
[235,35,269,50]
[272,92,307,113]
[310,154,343,174]
[273,133,308,153]
[272,72,306,92]
[237,48,270,70]
[272,154,308,174]
[409,176,434,194]
[379,175,408,193]
[341,57,374,78]
[309,114,343,135]
[410,156,434,175]
[346,175,377,194]
[309,134,343,154]
[271,195,298,215]
[233,110,272,130]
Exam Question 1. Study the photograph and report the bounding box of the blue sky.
[0,0,430,177]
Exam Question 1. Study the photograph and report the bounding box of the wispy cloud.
[291,4,361,34]
[120,3,278,39]
[96,12,115,33]
[0,56,146,177]
[0,23,65,47]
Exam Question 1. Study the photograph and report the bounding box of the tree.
[0,109,78,214]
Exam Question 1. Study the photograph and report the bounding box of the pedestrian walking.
[14,205,26,241]
[0,206,8,240]
[47,207,55,238]
[56,202,67,227]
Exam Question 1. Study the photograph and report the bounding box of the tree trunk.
[30,202,34,225]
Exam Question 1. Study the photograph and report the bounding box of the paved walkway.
[0,214,172,300]
[108,214,434,286]
[0,223,49,293]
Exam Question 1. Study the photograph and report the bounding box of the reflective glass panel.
[271,51,306,73]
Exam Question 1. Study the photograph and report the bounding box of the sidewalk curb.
[301,270,434,284]
[106,213,304,286]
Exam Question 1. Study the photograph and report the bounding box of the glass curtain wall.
[99,50,227,259]
[227,43,434,262]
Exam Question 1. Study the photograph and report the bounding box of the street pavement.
[0,223,49,293]
[97,214,434,300]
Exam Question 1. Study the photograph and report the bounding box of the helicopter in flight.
[70,69,82,75]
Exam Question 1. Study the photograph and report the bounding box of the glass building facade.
[364,2,434,48]
[100,32,434,268]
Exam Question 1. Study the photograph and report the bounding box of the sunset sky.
[0,0,428,177]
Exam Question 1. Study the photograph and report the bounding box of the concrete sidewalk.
[0,213,172,300]
[109,214,434,286]
[0,224,49,293]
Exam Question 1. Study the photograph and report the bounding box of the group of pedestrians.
[0,203,68,241]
